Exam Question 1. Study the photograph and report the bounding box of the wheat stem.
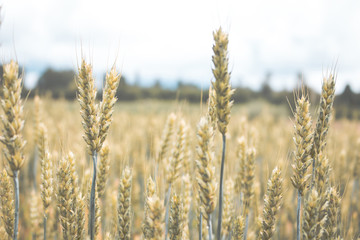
[297,191,301,240]
[199,213,203,240]
[13,170,19,240]
[217,134,226,240]
[43,215,47,240]
[243,214,249,240]
[208,213,213,240]
[90,151,98,240]
[165,184,172,240]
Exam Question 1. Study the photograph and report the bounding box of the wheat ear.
[157,113,177,165]
[207,85,217,132]
[314,153,331,194]
[258,167,283,240]
[38,123,53,240]
[310,74,335,188]
[75,193,86,240]
[142,177,156,239]
[0,225,6,239]
[117,166,132,240]
[212,27,234,136]
[243,147,256,240]
[182,174,192,240]
[33,95,43,189]
[232,216,245,240]
[0,169,14,239]
[56,154,76,239]
[145,193,165,239]
[169,194,184,240]
[302,189,328,240]
[165,119,186,238]
[98,67,121,147]
[324,187,341,239]
[56,152,84,239]
[195,117,217,240]
[166,119,186,186]
[97,144,110,199]
[0,61,26,240]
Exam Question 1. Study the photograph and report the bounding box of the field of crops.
[0,28,359,240]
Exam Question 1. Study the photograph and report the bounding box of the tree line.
[1,66,359,119]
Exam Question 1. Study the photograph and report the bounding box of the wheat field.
[0,28,359,240]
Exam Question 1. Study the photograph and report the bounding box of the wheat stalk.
[38,123,53,240]
[77,59,120,240]
[291,93,313,240]
[0,61,26,240]
[77,60,99,240]
[194,186,208,240]
[211,27,234,240]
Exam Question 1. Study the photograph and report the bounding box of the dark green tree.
[36,68,76,98]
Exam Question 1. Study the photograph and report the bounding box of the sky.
[1,0,360,93]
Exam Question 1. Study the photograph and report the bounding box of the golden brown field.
[0,28,359,240]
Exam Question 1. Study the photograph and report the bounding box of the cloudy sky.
[1,0,360,92]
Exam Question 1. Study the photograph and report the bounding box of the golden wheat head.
[211,28,234,135]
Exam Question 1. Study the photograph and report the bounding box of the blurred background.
[0,0,360,118]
